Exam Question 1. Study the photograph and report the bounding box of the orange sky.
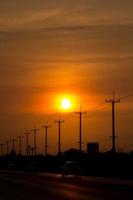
[0,0,133,154]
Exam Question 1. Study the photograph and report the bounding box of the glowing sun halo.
[61,98,71,110]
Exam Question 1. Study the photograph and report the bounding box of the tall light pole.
[31,128,39,156]
[75,106,87,152]
[24,132,31,156]
[42,123,51,156]
[17,136,24,154]
[106,91,120,153]
[55,120,64,155]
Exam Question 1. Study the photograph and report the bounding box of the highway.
[0,171,132,200]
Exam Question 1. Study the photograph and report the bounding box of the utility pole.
[75,107,87,152]
[42,123,51,156]
[31,128,39,156]
[0,144,4,156]
[17,136,24,154]
[6,141,9,154]
[31,147,34,156]
[55,120,64,155]
[24,132,31,156]
[28,145,31,156]
[106,91,120,153]
[11,138,16,151]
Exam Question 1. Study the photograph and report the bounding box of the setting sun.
[61,98,71,110]
[54,93,79,112]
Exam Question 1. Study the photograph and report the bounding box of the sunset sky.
[0,0,133,154]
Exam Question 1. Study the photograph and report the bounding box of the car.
[7,163,17,171]
[61,161,81,178]
[24,163,39,173]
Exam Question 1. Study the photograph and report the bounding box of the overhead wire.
[120,93,133,100]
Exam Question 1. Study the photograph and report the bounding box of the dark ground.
[0,171,132,200]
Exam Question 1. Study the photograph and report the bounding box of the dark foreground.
[0,171,132,200]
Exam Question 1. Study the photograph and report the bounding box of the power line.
[24,132,31,156]
[120,93,133,100]
[11,138,16,152]
[75,106,87,152]
[17,136,24,154]
[42,123,51,156]
[106,91,120,153]
[31,128,39,156]
[54,120,64,155]
[1,91,133,155]
[6,141,9,154]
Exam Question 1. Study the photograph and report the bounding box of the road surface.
[0,171,132,200]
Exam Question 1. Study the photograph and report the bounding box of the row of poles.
[0,114,86,156]
[0,92,120,156]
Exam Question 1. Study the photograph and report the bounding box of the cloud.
[0,0,133,113]
[0,0,133,31]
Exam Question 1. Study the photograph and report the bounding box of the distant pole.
[31,128,39,156]
[106,91,120,153]
[42,123,51,156]
[75,106,87,152]
[6,141,9,154]
[31,147,34,156]
[17,136,24,154]
[12,138,16,151]
[24,132,31,156]
[0,144,3,155]
[28,145,31,156]
[55,120,64,155]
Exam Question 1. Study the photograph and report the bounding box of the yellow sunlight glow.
[61,98,71,110]
[54,93,80,113]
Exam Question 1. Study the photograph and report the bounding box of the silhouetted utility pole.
[42,123,51,156]
[24,132,31,156]
[28,145,31,156]
[55,120,64,155]
[0,144,3,155]
[106,91,120,153]
[11,138,16,151]
[75,108,87,152]
[6,141,9,154]
[31,147,34,156]
[31,128,39,156]
[17,136,24,154]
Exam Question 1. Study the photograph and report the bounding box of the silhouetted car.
[61,161,81,178]
[24,163,39,173]
[7,163,17,170]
